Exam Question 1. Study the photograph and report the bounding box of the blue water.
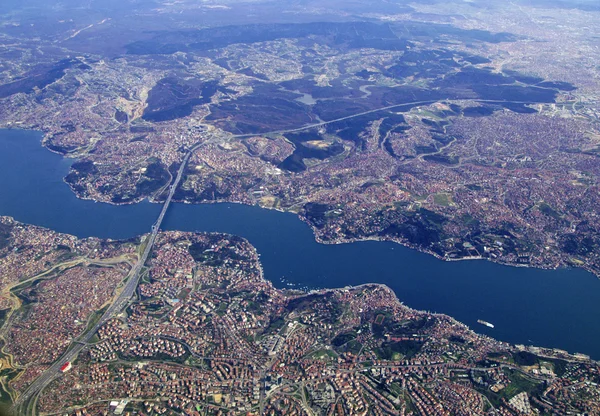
[1,128,600,358]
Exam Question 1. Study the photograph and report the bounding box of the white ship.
[477,319,494,328]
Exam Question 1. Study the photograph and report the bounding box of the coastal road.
[12,142,204,415]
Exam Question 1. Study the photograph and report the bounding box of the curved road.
[232,98,567,138]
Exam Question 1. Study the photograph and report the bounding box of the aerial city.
[0,0,599,414]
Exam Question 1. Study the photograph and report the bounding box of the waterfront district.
[2,0,600,281]
[1,0,600,414]
[0,217,599,415]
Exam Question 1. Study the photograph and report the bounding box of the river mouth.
[1,128,600,359]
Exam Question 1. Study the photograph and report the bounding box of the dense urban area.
[0,0,599,278]
[0,217,598,415]
[1,0,600,414]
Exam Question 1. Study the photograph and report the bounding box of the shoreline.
[1,128,600,360]
[5,125,598,282]
[61,171,600,282]
[1,214,595,363]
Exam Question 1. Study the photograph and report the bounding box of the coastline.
[56,168,600,283]
[67,177,600,281]
[1,127,600,359]
[2,213,595,364]
[6,124,596,282]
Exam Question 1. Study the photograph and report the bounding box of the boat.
[477,319,494,328]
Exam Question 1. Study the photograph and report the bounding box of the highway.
[231,98,564,139]
[12,142,203,415]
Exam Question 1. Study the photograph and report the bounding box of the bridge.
[12,142,203,415]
